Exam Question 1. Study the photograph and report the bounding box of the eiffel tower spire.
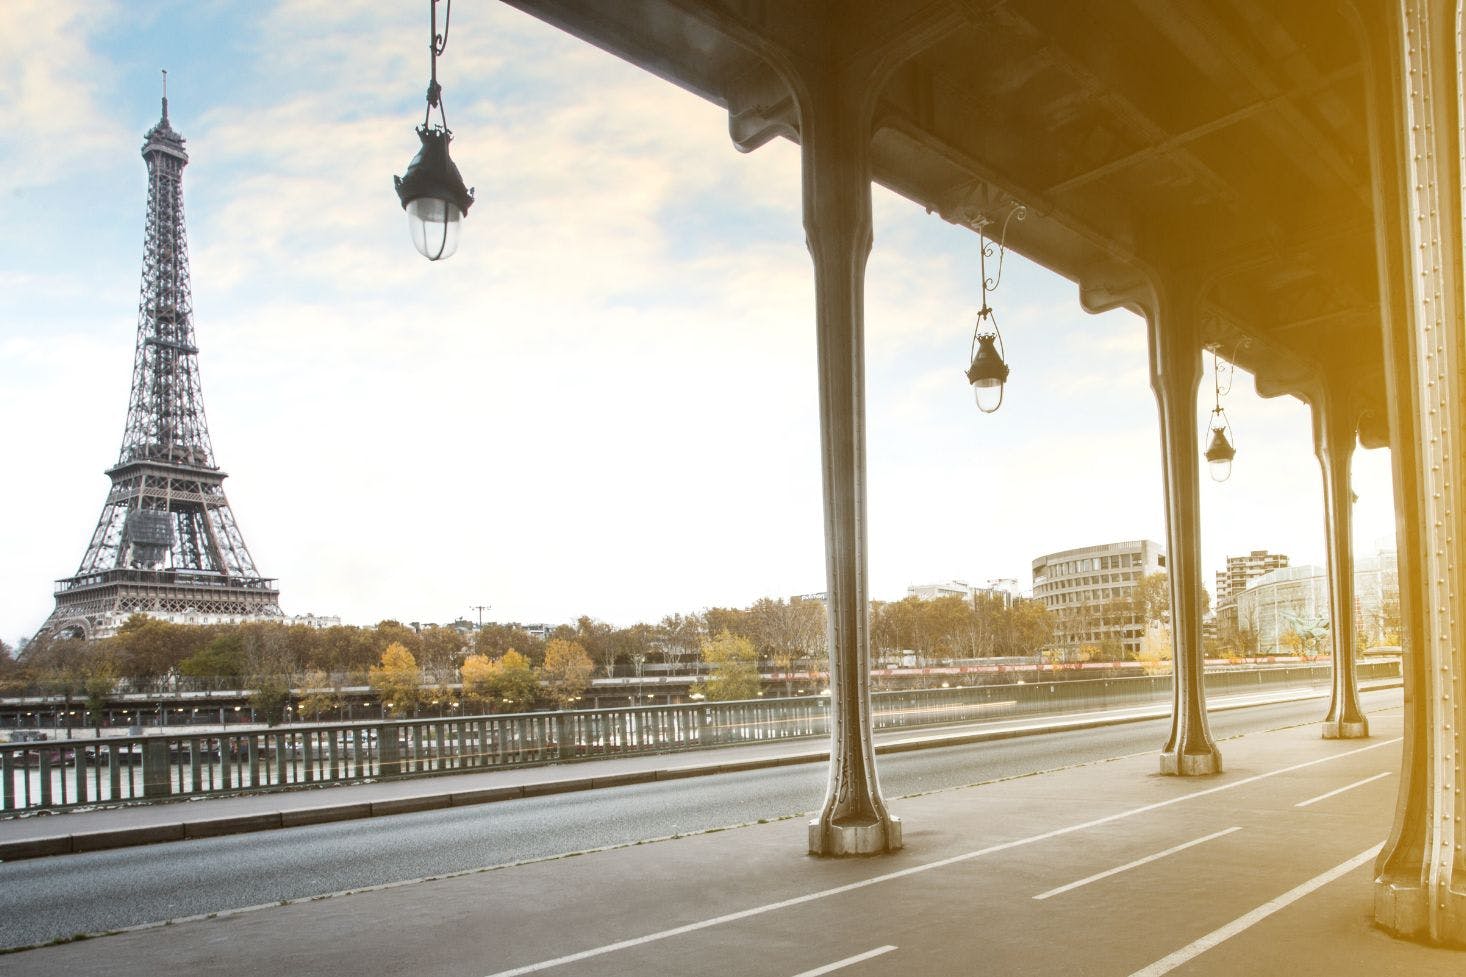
[39,87,281,639]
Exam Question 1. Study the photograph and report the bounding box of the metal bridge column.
[1312,382,1368,739]
[799,66,900,857]
[1367,0,1466,946]
[1146,279,1222,777]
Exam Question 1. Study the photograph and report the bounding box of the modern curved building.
[1031,540,1166,657]
[1236,550,1400,654]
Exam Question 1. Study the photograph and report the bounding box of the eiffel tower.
[39,87,281,639]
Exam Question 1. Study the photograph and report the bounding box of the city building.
[288,614,342,630]
[1235,548,1401,655]
[906,578,1021,607]
[1032,540,1166,657]
[905,580,972,600]
[1213,550,1290,625]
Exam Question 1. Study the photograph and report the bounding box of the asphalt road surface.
[0,688,1401,950]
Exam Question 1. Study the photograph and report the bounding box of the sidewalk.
[5,698,1460,976]
[0,682,1392,859]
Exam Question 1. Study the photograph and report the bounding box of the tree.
[460,653,496,709]
[748,598,811,693]
[240,624,296,725]
[923,595,973,662]
[1136,622,1173,675]
[315,625,381,680]
[461,650,538,711]
[696,630,761,701]
[417,626,467,682]
[872,596,927,663]
[539,639,594,708]
[609,625,654,703]
[474,623,547,666]
[369,643,421,716]
[83,657,118,730]
[296,670,341,722]
[573,616,617,677]
[492,650,538,710]
[178,633,245,689]
[0,637,31,695]
[746,597,824,692]
[1134,572,1171,624]
[1009,598,1054,657]
[654,614,702,672]
[113,615,208,690]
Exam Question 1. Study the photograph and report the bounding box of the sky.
[0,1,1397,647]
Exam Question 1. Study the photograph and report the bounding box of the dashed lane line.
[1124,843,1384,977]
[1033,826,1243,901]
[1294,771,1392,808]
[480,737,1400,977]
[789,945,898,977]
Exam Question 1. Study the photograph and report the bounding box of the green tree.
[179,633,245,689]
[696,630,761,701]
[296,669,341,722]
[369,642,421,716]
[539,639,594,708]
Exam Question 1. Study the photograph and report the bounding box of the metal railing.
[0,660,1399,813]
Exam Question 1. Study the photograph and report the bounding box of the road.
[0,688,1400,950]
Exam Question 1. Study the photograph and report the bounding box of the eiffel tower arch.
[38,91,281,640]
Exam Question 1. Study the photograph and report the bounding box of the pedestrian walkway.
[5,702,1460,975]
[0,681,1376,857]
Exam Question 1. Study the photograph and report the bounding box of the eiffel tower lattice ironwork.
[40,90,281,639]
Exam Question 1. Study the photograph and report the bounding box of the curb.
[0,681,1400,861]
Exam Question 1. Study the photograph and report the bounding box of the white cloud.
[0,1,130,185]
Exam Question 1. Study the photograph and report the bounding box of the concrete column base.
[1159,750,1222,776]
[1321,717,1370,739]
[1376,881,1466,948]
[808,816,902,856]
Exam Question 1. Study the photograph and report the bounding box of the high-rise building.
[1031,540,1165,656]
[1214,550,1290,610]
[37,95,281,640]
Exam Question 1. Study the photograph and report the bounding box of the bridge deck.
[6,703,1461,975]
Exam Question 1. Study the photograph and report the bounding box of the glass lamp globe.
[966,332,1010,414]
[1205,426,1236,482]
[407,196,462,261]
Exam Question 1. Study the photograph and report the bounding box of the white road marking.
[1294,771,1392,808]
[481,737,1400,977]
[1032,826,1243,900]
[1125,843,1384,977]
[789,945,898,977]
